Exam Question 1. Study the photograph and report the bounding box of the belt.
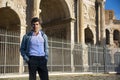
[29,56,45,59]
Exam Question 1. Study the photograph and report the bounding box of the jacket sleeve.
[44,34,49,61]
[20,35,29,62]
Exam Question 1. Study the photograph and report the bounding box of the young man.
[20,17,49,80]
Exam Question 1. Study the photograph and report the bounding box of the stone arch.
[0,7,20,31]
[0,7,20,73]
[40,0,71,40]
[85,27,94,44]
[106,29,110,44]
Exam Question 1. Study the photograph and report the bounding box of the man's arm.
[20,35,29,62]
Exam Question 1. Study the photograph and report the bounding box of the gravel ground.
[50,74,120,80]
[0,74,120,80]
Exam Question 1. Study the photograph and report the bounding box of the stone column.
[79,0,88,72]
[100,1,106,45]
[79,0,84,44]
[77,0,80,42]
[98,3,101,42]
[32,0,41,17]
[70,19,75,72]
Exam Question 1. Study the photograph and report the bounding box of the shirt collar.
[32,31,41,36]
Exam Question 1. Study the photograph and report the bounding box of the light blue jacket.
[20,30,49,62]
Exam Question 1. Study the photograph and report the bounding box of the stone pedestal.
[82,44,89,72]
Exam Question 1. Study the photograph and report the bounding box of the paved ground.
[0,74,120,80]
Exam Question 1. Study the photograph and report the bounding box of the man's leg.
[38,58,49,80]
[28,57,37,80]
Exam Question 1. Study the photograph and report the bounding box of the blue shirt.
[29,31,45,56]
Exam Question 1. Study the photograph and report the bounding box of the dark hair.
[31,17,42,25]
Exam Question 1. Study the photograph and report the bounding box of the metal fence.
[0,32,120,77]
[0,29,20,75]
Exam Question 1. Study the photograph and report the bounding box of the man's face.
[32,21,41,32]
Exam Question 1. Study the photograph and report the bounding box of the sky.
[105,0,120,20]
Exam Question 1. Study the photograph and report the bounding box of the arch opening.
[40,0,70,41]
[113,30,120,47]
[85,27,94,44]
[106,29,110,44]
